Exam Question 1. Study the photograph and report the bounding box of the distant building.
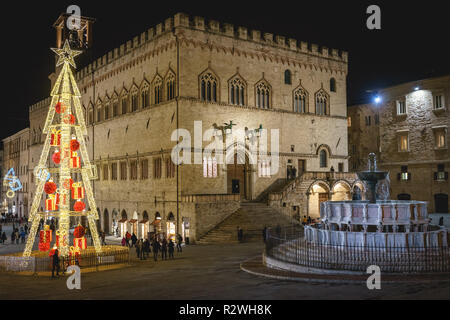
[1,128,30,218]
[349,75,450,213]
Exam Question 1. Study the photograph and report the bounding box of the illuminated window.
[398,166,411,181]
[203,156,217,178]
[398,133,409,152]
[256,81,271,109]
[433,94,444,110]
[315,90,329,115]
[229,76,246,106]
[294,87,307,113]
[397,100,406,115]
[347,117,352,127]
[435,164,448,181]
[200,72,218,103]
[434,129,446,149]
[258,160,271,177]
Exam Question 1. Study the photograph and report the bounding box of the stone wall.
[181,200,240,242]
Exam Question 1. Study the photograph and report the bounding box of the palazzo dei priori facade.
[22,13,350,242]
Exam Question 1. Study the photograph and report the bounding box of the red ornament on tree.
[64,114,76,125]
[70,139,80,152]
[44,180,57,194]
[74,200,86,212]
[63,178,73,190]
[74,225,86,238]
[52,150,61,164]
[55,102,62,114]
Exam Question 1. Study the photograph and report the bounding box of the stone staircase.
[197,202,300,244]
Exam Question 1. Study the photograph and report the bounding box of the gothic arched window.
[293,87,308,113]
[153,76,163,105]
[131,87,139,112]
[141,83,150,108]
[229,76,246,106]
[165,72,176,101]
[200,72,218,103]
[256,81,271,109]
[315,90,329,115]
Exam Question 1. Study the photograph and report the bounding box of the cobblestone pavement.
[0,241,449,300]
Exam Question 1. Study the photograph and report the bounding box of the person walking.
[176,233,183,253]
[168,239,175,259]
[161,238,168,260]
[121,237,126,247]
[302,216,307,226]
[131,233,138,248]
[126,231,131,247]
[152,237,160,262]
[101,231,107,246]
[20,229,26,244]
[15,229,19,244]
[51,247,60,278]
[11,231,15,244]
[143,238,150,259]
[136,239,142,260]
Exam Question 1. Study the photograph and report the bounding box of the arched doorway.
[332,181,352,201]
[227,149,253,200]
[103,209,110,235]
[308,181,330,220]
[435,194,449,213]
[130,211,139,236]
[140,211,149,240]
[119,210,128,238]
[112,209,119,236]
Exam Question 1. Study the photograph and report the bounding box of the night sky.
[2,0,449,141]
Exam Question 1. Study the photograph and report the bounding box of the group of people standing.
[0,221,29,245]
[122,232,183,262]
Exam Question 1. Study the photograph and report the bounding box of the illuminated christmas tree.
[24,40,102,257]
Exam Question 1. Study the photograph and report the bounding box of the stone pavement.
[0,242,449,300]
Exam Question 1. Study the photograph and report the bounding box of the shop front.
[149,212,162,240]
[119,210,128,238]
[166,212,176,241]
[182,217,191,245]
[139,211,149,240]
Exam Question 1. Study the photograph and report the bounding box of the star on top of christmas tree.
[51,40,82,68]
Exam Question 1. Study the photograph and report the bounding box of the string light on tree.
[23,40,102,258]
